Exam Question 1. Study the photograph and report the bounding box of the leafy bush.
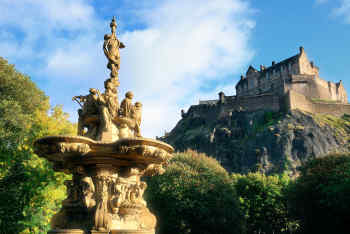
[287,153,350,234]
[0,57,75,233]
[232,173,296,234]
[145,150,245,234]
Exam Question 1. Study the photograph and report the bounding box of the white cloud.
[119,0,254,137]
[0,0,95,30]
[333,0,350,23]
[0,0,102,76]
[316,0,350,24]
[0,0,255,138]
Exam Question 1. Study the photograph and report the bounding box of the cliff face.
[162,108,350,175]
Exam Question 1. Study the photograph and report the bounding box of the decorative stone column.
[35,137,173,234]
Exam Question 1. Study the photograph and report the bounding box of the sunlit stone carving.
[35,17,174,234]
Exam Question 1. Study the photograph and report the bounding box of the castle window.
[288,63,292,73]
[266,72,269,80]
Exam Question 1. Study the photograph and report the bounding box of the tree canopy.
[145,150,245,234]
[232,172,296,234]
[0,57,76,233]
[287,153,350,234]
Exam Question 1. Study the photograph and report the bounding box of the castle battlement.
[185,47,349,118]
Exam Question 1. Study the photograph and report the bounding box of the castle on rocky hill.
[183,47,350,118]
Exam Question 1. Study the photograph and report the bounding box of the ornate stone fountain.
[34,17,174,234]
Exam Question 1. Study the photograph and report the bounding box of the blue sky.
[0,0,349,137]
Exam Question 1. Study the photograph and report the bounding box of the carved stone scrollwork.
[93,168,113,231]
[57,143,91,154]
[50,163,160,232]
[81,176,96,209]
[142,164,165,176]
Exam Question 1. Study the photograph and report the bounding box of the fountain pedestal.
[35,137,173,234]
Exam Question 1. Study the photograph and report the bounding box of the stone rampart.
[286,75,347,103]
[185,94,281,120]
[229,94,280,112]
[187,72,348,121]
[199,100,218,105]
[286,90,350,116]
[286,90,314,113]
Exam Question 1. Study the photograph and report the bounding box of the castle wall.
[199,100,218,105]
[315,78,337,101]
[286,75,316,100]
[314,78,347,103]
[337,84,348,103]
[285,75,347,104]
[237,55,300,97]
[298,48,319,76]
[186,94,281,122]
[186,103,221,121]
[187,90,349,123]
[231,94,280,112]
[195,48,348,119]
[236,47,347,105]
[237,73,287,96]
[286,90,314,113]
[286,90,350,116]
[312,102,350,116]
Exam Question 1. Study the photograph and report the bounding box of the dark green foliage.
[254,111,283,132]
[287,153,350,234]
[145,150,245,234]
[232,173,297,234]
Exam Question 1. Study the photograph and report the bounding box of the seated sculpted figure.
[117,92,142,137]
[93,86,120,141]
[73,88,99,136]
[119,91,134,118]
[131,102,142,137]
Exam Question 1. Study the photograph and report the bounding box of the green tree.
[287,153,350,234]
[231,172,296,234]
[0,57,76,233]
[145,150,245,234]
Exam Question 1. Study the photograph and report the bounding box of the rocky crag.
[161,108,350,175]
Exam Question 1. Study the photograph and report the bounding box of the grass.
[313,113,350,143]
[311,98,341,104]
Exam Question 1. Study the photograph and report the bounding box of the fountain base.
[34,136,173,234]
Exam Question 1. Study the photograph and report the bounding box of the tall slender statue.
[103,16,125,82]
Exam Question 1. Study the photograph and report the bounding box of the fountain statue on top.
[72,16,140,142]
[34,17,173,234]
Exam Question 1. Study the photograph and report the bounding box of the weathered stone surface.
[162,109,350,176]
[35,136,173,233]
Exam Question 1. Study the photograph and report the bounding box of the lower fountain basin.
[34,136,174,172]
